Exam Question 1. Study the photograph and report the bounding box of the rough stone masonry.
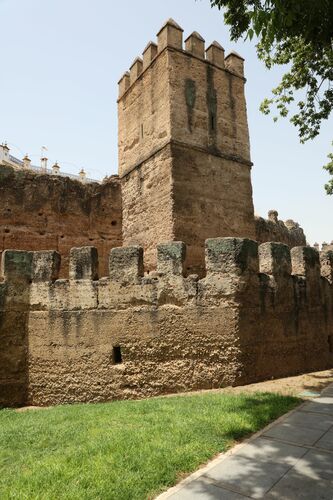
[0,19,329,407]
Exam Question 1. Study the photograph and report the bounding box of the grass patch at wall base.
[0,391,299,499]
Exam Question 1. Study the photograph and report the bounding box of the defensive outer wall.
[1,239,332,407]
[0,19,325,407]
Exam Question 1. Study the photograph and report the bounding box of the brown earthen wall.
[0,167,122,276]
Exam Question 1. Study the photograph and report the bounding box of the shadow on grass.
[0,392,300,500]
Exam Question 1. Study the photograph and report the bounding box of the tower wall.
[119,21,255,273]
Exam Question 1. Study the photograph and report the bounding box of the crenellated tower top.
[118,19,255,274]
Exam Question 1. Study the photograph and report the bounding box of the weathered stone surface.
[0,21,331,409]
[255,212,306,248]
[1,237,332,407]
[0,167,122,277]
[109,246,144,284]
[69,247,99,280]
[32,251,61,282]
[259,242,292,276]
[157,241,186,276]
[119,42,255,274]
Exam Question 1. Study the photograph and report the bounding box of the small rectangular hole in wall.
[211,115,215,131]
[141,124,144,139]
[329,336,333,353]
[113,345,122,364]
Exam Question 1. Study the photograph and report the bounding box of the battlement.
[255,211,306,248]
[2,238,332,312]
[118,19,243,100]
[1,237,332,407]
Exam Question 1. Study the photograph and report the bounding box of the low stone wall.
[255,210,306,248]
[1,238,332,407]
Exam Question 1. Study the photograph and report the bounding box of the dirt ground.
[161,369,333,401]
[225,369,333,397]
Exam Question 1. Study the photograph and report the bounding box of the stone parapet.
[118,18,245,100]
[1,238,332,407]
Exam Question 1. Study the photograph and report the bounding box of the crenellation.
[1,249,33,283]
[206,41,225,68]
[259,242,292,276]
[109,246,144,285]
[157,18,183,52]
[205,237,259,276]
[320,250,333,284]
[69,246,99,281]
[225,51,245,77]
[142,41,157,70]
[291,246,321,281]
[157,241,186,276]
[184,31,205,59]
[129,57,143,85]
[118,71,130,97]
[291,246,322,307]
[32,251,61,282]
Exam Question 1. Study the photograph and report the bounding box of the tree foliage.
[210,0,333,193]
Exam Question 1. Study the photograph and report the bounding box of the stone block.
[320,250,333,284]
[157,18,183,52]
[109,246,143,284]
[32,251,61,282]
[157,241,186,276]
[291,246,320,281]
[0,250,32,282]
[69,247,98,280]
[259,242,291,276]
[206,41,225,67]
[205,237,258,275]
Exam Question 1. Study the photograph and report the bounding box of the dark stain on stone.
[185,78,196,133]
[206,65,217,140]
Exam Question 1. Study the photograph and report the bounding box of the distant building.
[0,142,96,184]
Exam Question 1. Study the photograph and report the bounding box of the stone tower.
[118,19,255,274]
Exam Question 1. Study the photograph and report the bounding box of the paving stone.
[322,389,333,397]
[203,454,290,499]
[168,477,247,499]
[311,396,333,405]
[236,437,307,465]
[283,410,333,431]
[263,421,325,446]
[293,449,333,482]
[266,469,333,499]
[300,401,333,416]
[315,429,333,452]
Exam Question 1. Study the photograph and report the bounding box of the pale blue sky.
[1,0,331,244]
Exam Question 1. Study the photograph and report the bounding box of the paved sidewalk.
[157,384,333,499]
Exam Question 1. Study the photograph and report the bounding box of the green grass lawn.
[0,391,299,500]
